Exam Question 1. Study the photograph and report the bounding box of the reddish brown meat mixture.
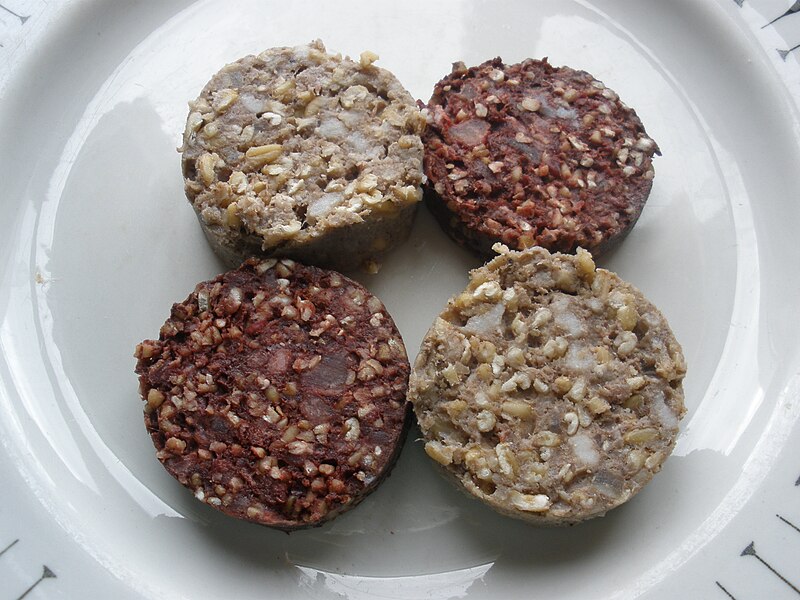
[423,58,660,257]
[134,258,410,529]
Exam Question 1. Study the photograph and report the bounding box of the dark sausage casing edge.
[135,258,411,530]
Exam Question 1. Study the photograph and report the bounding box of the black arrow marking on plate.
[15,566,56,600]
[716,581,738,599]
[763,0,800,28]
[777,514,800,534]
[741,542,800,595]
[733,0,744,7]
[778,43,800,60]
[0,539,19,558]
[795,473,800,486]
[0,3,28,23]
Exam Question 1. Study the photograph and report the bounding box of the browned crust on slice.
[422,58,660,258]
[134,258,410,529]
[198,202,417,271]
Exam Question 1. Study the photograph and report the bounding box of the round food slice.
[408,245,686,525]
[423,57,660,257]
[181,40,425,272]
[134,258,411,529]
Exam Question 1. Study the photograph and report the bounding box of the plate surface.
[1,1,800,598]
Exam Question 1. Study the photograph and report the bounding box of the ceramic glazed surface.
[1,1,799,598]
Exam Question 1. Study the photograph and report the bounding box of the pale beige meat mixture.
[181,40,425,271]
[409,246,686,525]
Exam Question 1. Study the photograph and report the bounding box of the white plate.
[2,1,800,598]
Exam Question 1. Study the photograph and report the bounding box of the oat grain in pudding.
[134,258,411,529]
[423,58,660,257]
[408,245,686,525]
[182,40,425,271]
